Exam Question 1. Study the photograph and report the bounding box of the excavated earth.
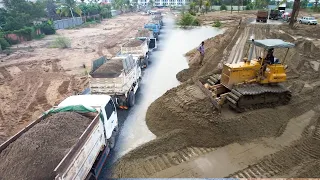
[0,112,92,180]
[109,19,320,178]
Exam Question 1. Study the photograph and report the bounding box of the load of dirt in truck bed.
[91,58,123,78]
[122,39,144,47]
[0,112,92,180]
[136,29,152,38]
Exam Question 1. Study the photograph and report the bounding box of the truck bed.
[0,111,100,180]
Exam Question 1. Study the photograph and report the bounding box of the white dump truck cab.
[54,95,118,180]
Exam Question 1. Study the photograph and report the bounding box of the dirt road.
[0,13,150,144]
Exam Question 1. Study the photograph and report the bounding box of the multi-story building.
[137,0,188,7]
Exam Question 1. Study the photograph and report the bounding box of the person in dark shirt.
[265,48,275,64]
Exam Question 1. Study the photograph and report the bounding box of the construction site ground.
[0,13,150,144]
[109,11,320,178]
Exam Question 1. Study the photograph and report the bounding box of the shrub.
[0,38,10,50]
[212,20,222,27]
[38,21,56,35]
[179,12,200,26]
[220,4,227,11]
[6,27,34,41]
[51,36,71,49]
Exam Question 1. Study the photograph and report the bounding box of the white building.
[137,0,188,6]
[0,0,4,8]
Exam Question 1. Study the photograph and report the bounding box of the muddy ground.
[0,13,150,144]
[110,12,320,178]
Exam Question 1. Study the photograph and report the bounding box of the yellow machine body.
[220,59,287,89]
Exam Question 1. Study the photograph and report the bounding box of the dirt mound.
[0,112,91,180]
[123,39,143,47]
[91,58,123,78]
[178,26,239,82]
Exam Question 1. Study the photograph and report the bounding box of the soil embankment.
[110,16,320,178]
[0,112,92,180]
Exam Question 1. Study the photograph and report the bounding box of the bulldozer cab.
[247,39,295,64]
[246,39,295,84]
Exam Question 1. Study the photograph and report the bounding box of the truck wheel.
[299,20,302,24]
[127,91,135,107]
[108,132,116,149]
[308,22,311,25]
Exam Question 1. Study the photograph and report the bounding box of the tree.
[56,0,82,18]
[289,0,300,28]
[46,0,60,20]
[2,0,46,31]
[189,1,196,14]
[316,0,319,9]
[205,1,210,13]
[300,0,308,8]
[113,0,125,11]
[148,0,154,8]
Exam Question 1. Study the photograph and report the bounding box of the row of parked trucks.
[0,11,163,180]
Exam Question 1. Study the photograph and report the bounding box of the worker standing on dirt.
[197,41,205,66]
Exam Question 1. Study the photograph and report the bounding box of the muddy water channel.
[100,15,224,177]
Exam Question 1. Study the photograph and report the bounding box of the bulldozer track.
[0,67,12,80]
[135,147,215,177]
[226,121,320,178]
[227,83,291,112]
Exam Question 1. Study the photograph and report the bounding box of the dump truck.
[256,10,268,22]
[269,9,280,20]
[120,38,157,69]
[135,29,157,50]
[153,15,163,26]
[144,22,160,40]
[89,55,141,109]
[197,39,295,112]
[0,95,118,180]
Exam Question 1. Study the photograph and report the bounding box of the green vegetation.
[220,4,227,10]
[0,37,10,50]
[212,20,222,27]
[179,13,200,26]
[51,36,71,49]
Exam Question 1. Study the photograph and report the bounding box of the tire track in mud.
[226,119,320,178]
[228,27,251,64]
[19,80,44,121]
[0,67,12,80]
[98,20,138,56]
[129,147,216,178]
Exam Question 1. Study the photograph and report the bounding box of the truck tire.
[108,132,116,149]
[127,91,135,107]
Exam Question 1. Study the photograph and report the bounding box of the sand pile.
[91,58,123,78]
[123,39,143,47]
[136,29,152,38]
[0,112,92,180]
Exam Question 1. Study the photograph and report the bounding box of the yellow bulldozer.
[198,39,295,112]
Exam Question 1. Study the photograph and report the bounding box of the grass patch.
[50,36,71,49]
[212,20,222,28]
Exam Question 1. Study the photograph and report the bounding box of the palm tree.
[56,0,82,18]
